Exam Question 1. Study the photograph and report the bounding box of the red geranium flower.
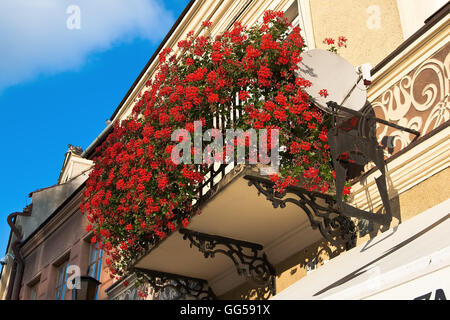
[319,89,329,98]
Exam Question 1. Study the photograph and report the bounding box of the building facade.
[1,0,448,300]
[0,148,112,300]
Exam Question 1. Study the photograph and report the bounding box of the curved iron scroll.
[244,175,356,249]
[134,268,216,300]
[179,229,276,296]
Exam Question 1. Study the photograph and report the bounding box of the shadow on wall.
[274,240,351,295]
[219,239,352,300]
[357,166,402,250]
[217,278,273,300]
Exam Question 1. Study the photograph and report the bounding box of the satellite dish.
[296,49,367,114]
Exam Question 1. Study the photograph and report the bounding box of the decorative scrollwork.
[179,228,276,296]
[111,283,153,300]
[245,175,356,249]
[134,268,216,300]
[371,47,449,156]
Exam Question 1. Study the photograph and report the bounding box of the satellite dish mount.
[297,49,421,226]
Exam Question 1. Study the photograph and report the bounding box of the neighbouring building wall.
[1,143,101,300]
[17,172,89,242]
[18,190,111,300]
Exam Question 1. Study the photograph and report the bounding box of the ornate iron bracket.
[327,101,420,226]
[179,228,276,296]
[134,268,216,300]
[244,175,356,248]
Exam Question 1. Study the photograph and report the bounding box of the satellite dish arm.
[327,101,421,137]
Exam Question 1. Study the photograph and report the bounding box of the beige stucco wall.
[394,167,450,222]
[309,0,404,67]
[396,0,447,39]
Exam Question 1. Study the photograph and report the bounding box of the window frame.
[87,241,103,300]
[27,276,40,300]
[285,0,316,49]
[55,260,69,300]
[87,242,103,281]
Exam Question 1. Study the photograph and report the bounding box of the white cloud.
[0,0,175,91]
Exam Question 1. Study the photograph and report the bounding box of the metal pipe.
[81,123,113,158]
[10,241,24,300]
[6,205,32,300]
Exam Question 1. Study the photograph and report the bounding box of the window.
[29,282,39,300]
[88,243,102,280]
[87,243,103,299]
[285,0,315,49]
[55,261,69,300]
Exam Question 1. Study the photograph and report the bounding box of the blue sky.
[0,0,190,256]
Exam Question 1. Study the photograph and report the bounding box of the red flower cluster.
[319,89,329,98]
[338,36,348,48]
[323,36,348,53]
[82,11,343,280]
[202,20,212,28]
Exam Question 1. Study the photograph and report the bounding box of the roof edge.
[109,0,196,121]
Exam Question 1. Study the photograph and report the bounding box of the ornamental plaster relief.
[370,43,449,157]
